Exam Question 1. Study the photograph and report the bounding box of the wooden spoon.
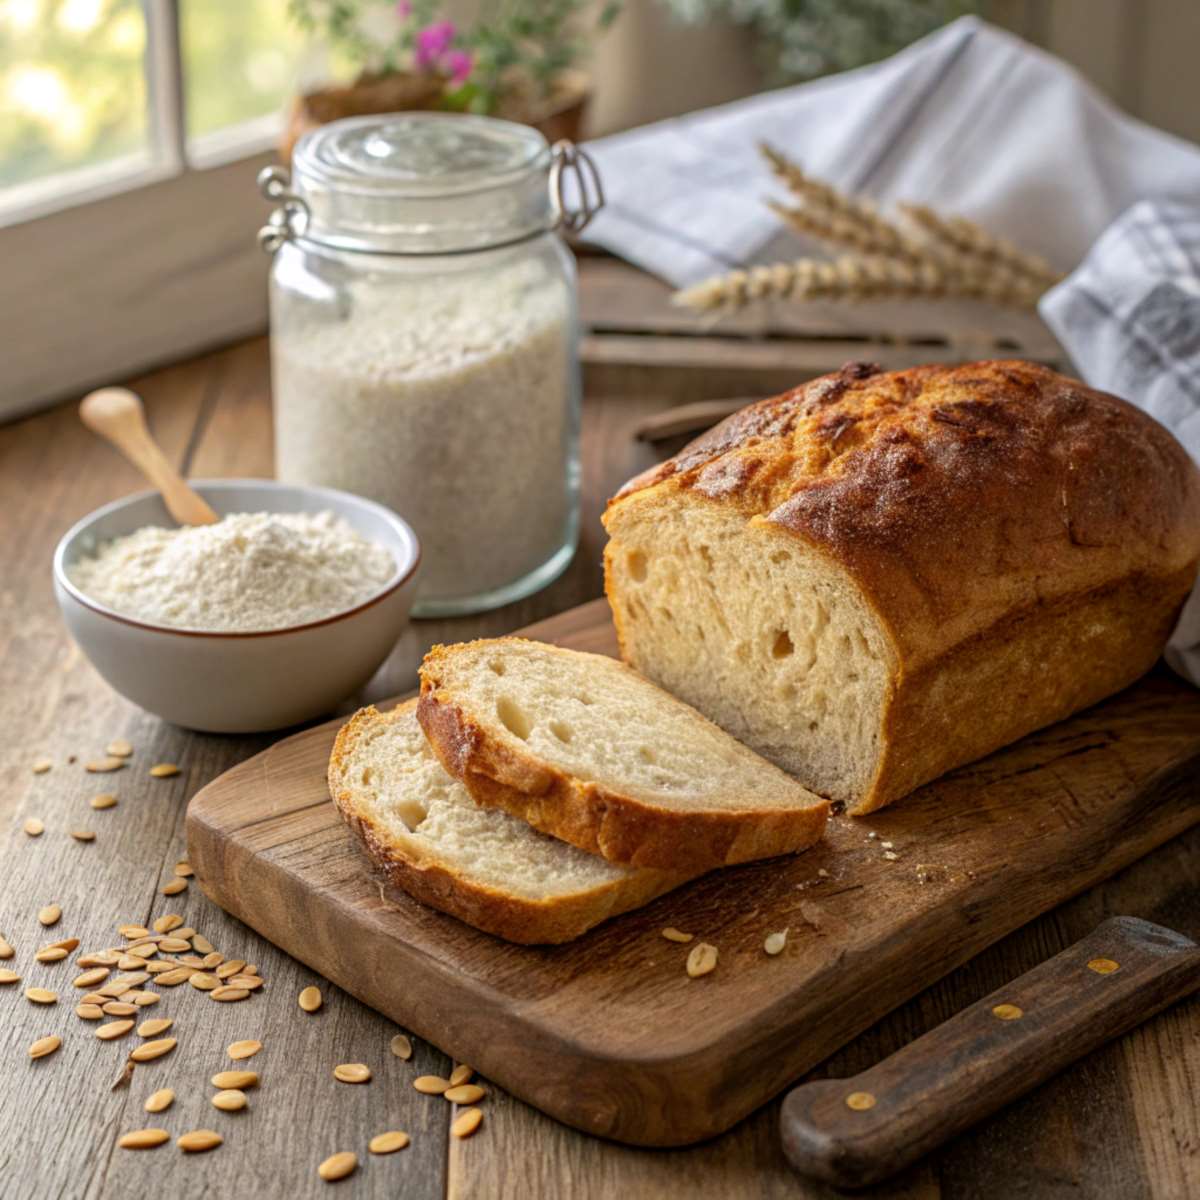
[80,387,219,526]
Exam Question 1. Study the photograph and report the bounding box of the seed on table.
[117,956,143,970]
[177,1129,222,1153]
[117,1129,170,1150]
[317,1152,357,1182]
[201,952,224,969]
[662,927,693,943]
[35,947,68,963]
[178,955,206,968]
[686,942,719,979]
[76,1004,103,1020]
[451,1108,483,1139]
[243,965,259,976]
[86,758,125,773]
[137,1017,173,1038]
[158,937,191,953]
[130,1038,176,1063]
[143,961,178,975]
[189,972,219,991]
[212,1089,247,1112]
[119,924,150,939]
[31,759,52,774]
[96,1019,135,1040]
[172,926,196,940]
[25,988,57,1004]
[191,935,214,954]
[333,1063,371,1084]
[38,904,61,927]
[449,1064,473,1087]
[211,987,249,1002]
[764,930,788,955]
[227,976,263,991]
[211,1070,257,1090]
[73,968,110,988]
[70,830,96,843]
[78,951,120,967]
[144,1089,174,1113]
[114,972,150,986]
[413,1075,450,1095]
[106,739,133,758]
[0,934,13,959]
[46,937,79,952]
[90,794,118,810]
[444,1084,486,1104]
[174,861,194,877]
[0,969,21,984]
[127,943,157,959]
[298,986,322,1013]
[390,1034,413,1061]
[29,1035,61,1060]
[102,1002,138,1017]
[369,1131,410,1155]
[132,992,160,1006]
[80,993,108,1006]
[149,764,180,779]
[154,968,194,986]
[227,1040,262,1061]
[153,915,183,934]
[215,960,245,979]
[161,878,188,896]
[23,817,44,837]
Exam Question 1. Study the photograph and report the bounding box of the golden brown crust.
[328,703,690,944]
[417,643,829,871]
[606,360,1200,813]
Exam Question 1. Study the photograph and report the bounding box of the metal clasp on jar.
[550,141,604,234]
[257,166,311,254]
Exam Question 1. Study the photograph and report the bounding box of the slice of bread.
[329,700,691,944]
[417,638,829,871]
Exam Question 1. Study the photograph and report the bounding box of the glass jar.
[259,114,602,617]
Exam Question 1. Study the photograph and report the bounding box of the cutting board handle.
[780,915,1200,1188]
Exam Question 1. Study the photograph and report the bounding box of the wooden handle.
[780,916,1200,1188]
[80,387,219,526]
[632,398,754,443]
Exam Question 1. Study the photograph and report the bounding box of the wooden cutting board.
[186,598,1200,1148]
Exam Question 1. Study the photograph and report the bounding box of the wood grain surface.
[0,261,1195,1197]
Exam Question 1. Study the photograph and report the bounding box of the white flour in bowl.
[68,510,395,633]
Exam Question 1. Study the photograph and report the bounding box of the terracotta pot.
[280,69,591,164]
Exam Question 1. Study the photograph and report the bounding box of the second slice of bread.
[418,638,829,871]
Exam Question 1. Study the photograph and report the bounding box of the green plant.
[286,0,621,113]
[659,0,982,80]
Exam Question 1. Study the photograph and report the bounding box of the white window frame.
[0,0,285,420]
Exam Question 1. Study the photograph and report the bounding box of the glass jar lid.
[288,113,556,254]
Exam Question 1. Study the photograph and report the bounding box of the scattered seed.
[661,927,693,943]
[96,1020,135,1040]
[178,956,206,968]
[130,1038,176,1063]
[143,961,178,975]
[23,817,44,837]
[126,943,157,959]
[117,957,143,971]
[156,938,189,953]
[174,861,194,877]
[764,929,789,956]
[78,951,119,967]
[120,924,150,939]
[149,764,180,779]
[38,904,61,927]
[227,1040,262,1060]
[153,915,183,934]
[413,1075,450,1095]
[448,1064,474,1087]
[26,988,57,1004]
[0,934,13,959]
[189,973,219,992]
[172,926,196,940]
[686,943,719,979]
[390,1034,413,1060]
[243,965,259,976]
[154,968,194,986]
[32,759,52,774]
[80,992,109,1006]
[47,937,80,951]
[103,1002,139,1017]
[118,1129,170,1150]
[201,952,224,969]
[444,1084,486,1104]
[883,851,899,861]
[228,976,263,990]
[881,840,894,849]
[318,1152,357,1182]
[114,971,150,986]
[333,1063,371,1084]
[215,959,245,979]
[211,1070,258,1090]
[132,992,160,1006]
[211,987,250,1003]
[451,1108,483,1139]
[177,1129,222,1153]
[0,968,21,984]
[70,830,96,843]
[212,1089,247,1112]
[76,1004,103,1020]
[35,947,68,963]
[106,739,133,758]
[369,1131,410,1155]
[90,794,118,810]
[161,878,188,896]
[145,1089,174,1113]
[86,758,125,773]
[298,985,322,1013]
[191,935,215,954]
[29,1035,62,1060]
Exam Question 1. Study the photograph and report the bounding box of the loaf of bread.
[329,701,693,943]
[603,360,1200,814]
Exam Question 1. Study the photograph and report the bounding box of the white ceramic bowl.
[53,479,420,733]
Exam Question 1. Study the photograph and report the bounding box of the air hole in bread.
[489,660,506,676]
[778,683,796,700]
[770,550,792,565]
[496,695,532,741]
[638,745,656,764]
[577,694,594,706]
[549,720,573,744]
[628,550,648,582]
[699,545,713,569]
[394,797,428,830]
[360,768,374,785]
[772,630,794,659]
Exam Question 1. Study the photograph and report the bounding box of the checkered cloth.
[1040,201,1200,685]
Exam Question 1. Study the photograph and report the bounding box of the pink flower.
[414,20,456,69]
[445,48,474,86]
[396,0,412,16]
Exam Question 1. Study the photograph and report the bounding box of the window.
[0,0,325,418]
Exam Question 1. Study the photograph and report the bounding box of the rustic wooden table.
[1,261,1196,1199]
